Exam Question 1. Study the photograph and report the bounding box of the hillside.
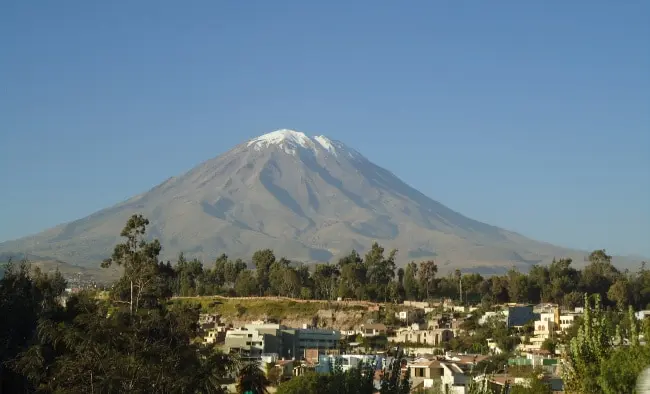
[169,296,384,332]
[0,129,639,272]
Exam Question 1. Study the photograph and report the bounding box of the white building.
[534,312,556,339]
[440,362,469,394]
[559,313,579,331]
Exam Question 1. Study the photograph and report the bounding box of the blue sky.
[1,1,648,257]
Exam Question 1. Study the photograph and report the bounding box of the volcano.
[0,129,599,272]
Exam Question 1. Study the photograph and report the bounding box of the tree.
[7,215,235,393]
[337,251,366,299]
[225,258,247,287]
[265,362,282,387]
[563,294,612,394]
[418,260,437,299]
[598,344,650,394]
[237,362,270,394]
[312,264,340,300]
[508,372,552,394]
[364,243,397,302]
[397,268,405,285]
[252,249,276,296]
[175,253,205,296]
[580,250,620,303]
[607,278,632,309]
[541,338,557,354]
[0,261,66,393]
[17,293,233,393]
[403,262,419,300]
[379,349,411,394]
[101,214,165,313]
[275,371,323,394]
[507,269,535,304]
[235,270,259,296]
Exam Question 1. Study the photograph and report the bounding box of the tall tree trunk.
[130,280,133,315]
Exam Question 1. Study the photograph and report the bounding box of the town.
[190,295,644,393]
[3,214,647,393]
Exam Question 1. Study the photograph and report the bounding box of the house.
[199,313,221,326]
[280,326,341,360]
[394,328,454,346]
[407,359,443,389]
[361,323,387,337]
[440,362,469,394]
[534,318,555,339]
[444,353,490,371]
[203,326,227,344]
[224,328,276,359]
[395,309,423,322]
[559,313,579,331]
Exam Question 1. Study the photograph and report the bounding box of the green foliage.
[101,214,168,312]
[418,260,438,299]
[0,261,66,393]
[403,262,419,300]
[17,293,233,393]
[275,359,379,394]
[235,270,259,296]
[508,372,553,394]
[237,362,270,394]
[540,338,557,354]
[598,345,650,394]
[379,349,411,394]
[561,292,650,394]
[1,215,237,394]
[564,294,612,393]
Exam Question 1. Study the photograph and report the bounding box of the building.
[317,354,378,373]
[534,318,556,339]
[360,323,387,338]
[636,310,650,320]
[408,359,443,390]
[440,362,469,394]
[479,306,537,328]
[559,313,579,331]
[395,309,424,322]
[393,328,454,346]
[224,328,278,359]
[203,326,228,344]
[224,321,341,361]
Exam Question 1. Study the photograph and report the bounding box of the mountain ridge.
[0,129,641,272]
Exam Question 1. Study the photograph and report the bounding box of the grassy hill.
[169,296,383,330]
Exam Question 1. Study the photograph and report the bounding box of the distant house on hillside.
[361,323,387,337]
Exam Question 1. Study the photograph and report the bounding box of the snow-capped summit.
[247,129,312,149]
[247,129,342,157]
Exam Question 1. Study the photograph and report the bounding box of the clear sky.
[1,1,648,257]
